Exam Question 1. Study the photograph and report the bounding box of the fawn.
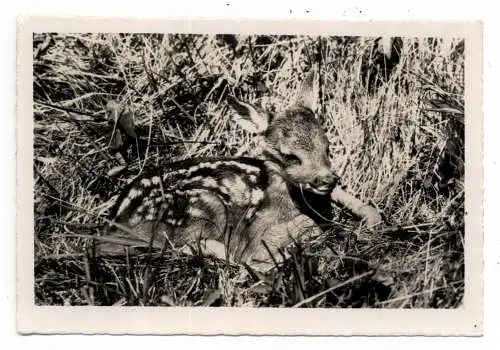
[98,71,340,272]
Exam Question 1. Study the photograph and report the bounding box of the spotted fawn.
[99,71,340,271]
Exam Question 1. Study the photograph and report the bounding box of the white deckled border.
[16,16,483,336]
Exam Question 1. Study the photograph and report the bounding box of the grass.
[33,33,465,308]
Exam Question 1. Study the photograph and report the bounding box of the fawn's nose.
[311,171,338,192]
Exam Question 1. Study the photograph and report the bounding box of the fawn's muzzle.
[310,172,338,194]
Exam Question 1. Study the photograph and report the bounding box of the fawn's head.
[228,71,337,195]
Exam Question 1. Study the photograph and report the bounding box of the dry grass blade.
[292,270,375,308]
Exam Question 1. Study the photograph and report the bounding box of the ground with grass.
[33,33,465,308]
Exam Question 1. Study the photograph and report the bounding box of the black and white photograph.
[17,18,483,335]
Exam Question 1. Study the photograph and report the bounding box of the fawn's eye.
[282,153,301,165]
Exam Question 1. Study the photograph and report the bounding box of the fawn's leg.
[178,239,231,262]
[246,214,323,272]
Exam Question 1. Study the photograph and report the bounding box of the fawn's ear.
[227,96,270,134]
[294,70,318,111]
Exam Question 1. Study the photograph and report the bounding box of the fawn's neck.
[257,154,335,226]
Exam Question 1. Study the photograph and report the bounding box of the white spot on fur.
[207,161,222,169]
[250,188,264,205]
[173,169,188,175]
[184,161,223,176]
[220,176,251,205]
[184,188,209,197]
[140,178,151,187]
[151,176,161,185]
[185,165,200,176]
[189,195,200,203]
[202,177,218,188]
[179,175,203,186]
[187,207,205,218]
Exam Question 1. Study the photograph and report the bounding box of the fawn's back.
[100,71,338,271]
